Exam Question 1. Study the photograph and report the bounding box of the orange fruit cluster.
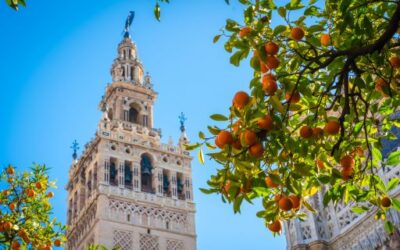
[340,155,355,180]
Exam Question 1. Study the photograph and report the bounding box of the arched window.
[131,66,134,80]
[141,154,153,193]
[129,107,139,123]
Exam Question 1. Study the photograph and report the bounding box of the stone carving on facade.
[113,230,134,250]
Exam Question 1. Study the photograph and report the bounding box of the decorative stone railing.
[98,121,191,157]
[98,183,196,211]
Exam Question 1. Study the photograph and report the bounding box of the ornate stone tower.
[285,114,400,250]
[66,14,196,250]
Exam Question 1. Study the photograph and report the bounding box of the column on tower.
[118,160,124,188]
[133,163,140,191]
[171,171,178,199]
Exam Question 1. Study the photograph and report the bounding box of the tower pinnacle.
[70,140,79,161]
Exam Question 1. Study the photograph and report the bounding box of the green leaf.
[351,206,368,214]
[154,3,161,21]
[384,220,394,234]
[213,35,221,43]
[278,7,286,18]
[185,143,201,150]
[233,196,244,213]
[199,188,218,194]
[302,199,317,213]
[386,151,400,166]
[372,147,382,162]
[198,131,205,140]
[230,50,248,66]
[198,148,205,165]
[270,95,284,113]
[392,198,400,212]
[387,178,399,192]
[210,114,229,121]
[273,25,287,35]
[253,187,269,196]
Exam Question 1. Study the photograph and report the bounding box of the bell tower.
[66,12,196,250]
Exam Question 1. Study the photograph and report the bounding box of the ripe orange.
[232,91,250,109]
[320,34,330,46]
[267,220,282,233]
[291,27,305,41]
[260,61,268,73]
[381,196,391,207]
[224,181,231,193]
[47,192,54,198]
[316,159,325,170]
[9,203,16,211]
[232,120,242,133]
[266,56,280,69]
[3,222,13,230]
[6,166,15,175]
[54,239,62,247]
[341,168,353,181]
[216,131,233,149]
[262,78,278,96]
[239,27,252,38]
[312,127,324,137]
[299,126,313,138]
[340,155,354,170]
[274,194,283,202]
[289,195,301,210]
[26,189,35,198]
[285,91,300,103]
[242,130,258,146]
[264,73,276,81]
[257,115,273,131]
[35,182,43,189]
[278,196,293,211]
[249,143,264,158]
[352,147,364,157]
[265,176,279,188]
[232,140,242,150]
[375,78,389,96]
[11,241,20,250]
[389,56,400,68]
[7,178,13,184]
[265,42,279,55]
[324,120,340,135]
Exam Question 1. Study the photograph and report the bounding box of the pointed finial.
[71,140,80,160]
[123,11,135,38]
[179,112,187,132]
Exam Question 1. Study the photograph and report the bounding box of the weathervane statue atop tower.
[179,112,187,133]
[123,11,135,38]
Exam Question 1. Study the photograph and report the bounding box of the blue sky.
[0,0,285,249]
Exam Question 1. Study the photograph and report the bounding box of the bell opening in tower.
[140,154,153,193]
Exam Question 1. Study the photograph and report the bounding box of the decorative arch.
[128,102,142,124]
[140,153,154,193]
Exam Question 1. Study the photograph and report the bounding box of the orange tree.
[156,0,400,234]
[4,0,26,10]
[0,164,65,249]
